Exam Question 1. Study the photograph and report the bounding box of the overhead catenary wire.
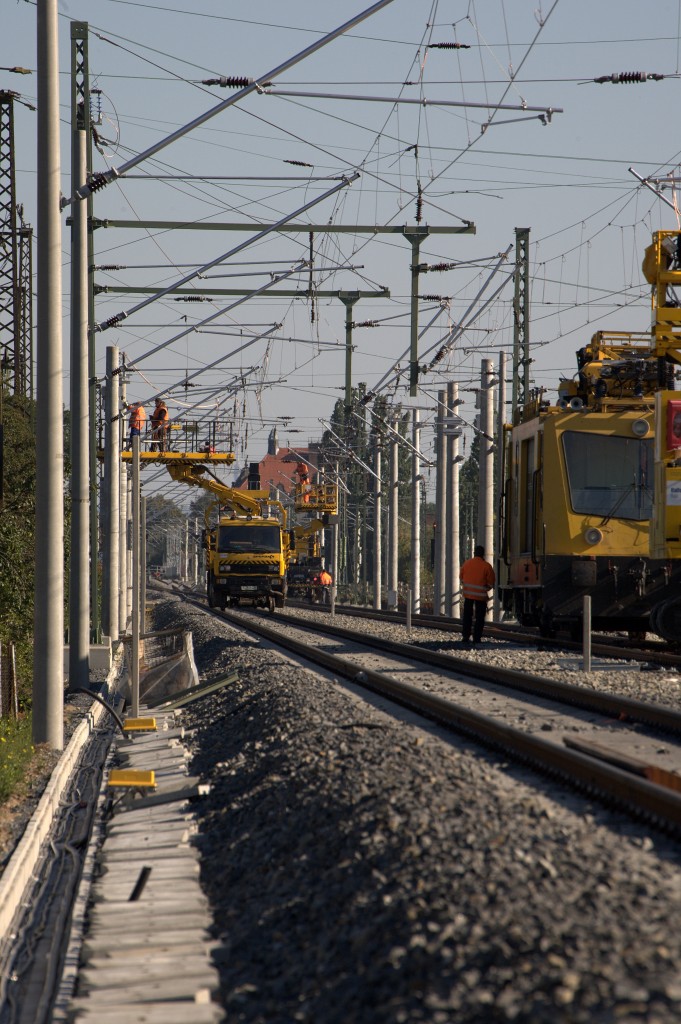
[95,173,358,330]
[71,0,398,200]
[123,262,306,368]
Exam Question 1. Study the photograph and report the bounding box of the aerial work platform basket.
[119,449,236,465]
[100,415,236,466]
[294,481,338,514]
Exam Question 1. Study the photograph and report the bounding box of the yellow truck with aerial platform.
[165,458,337,612]
[117,425,337,610]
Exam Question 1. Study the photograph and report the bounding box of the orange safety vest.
[319,571,332,586]
[459,556,495,601]
[129,404,146,430]
[151,402,168,428]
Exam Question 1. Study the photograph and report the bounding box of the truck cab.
[206,514,287,611]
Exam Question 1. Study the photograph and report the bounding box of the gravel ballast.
[149,595,681,1023]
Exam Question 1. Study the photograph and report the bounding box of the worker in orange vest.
[126,402,146,449]
[318,568,332,604]
[296,462,312,503]
[459,545,495,645]
[150,398,169,452]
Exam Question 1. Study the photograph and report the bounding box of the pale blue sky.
[2,0,681,488]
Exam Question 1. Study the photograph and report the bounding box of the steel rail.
[289,600,681,669]
[208,605,681,835]
[273,609,681,734]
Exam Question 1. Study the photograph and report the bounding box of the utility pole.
[404,227,430,396]
[494,351,507,623]
[119,379,128,633]
[33,0,64,749]
[0,91,33,398]
[478,359,495,561]
[388,420,399,607]
[131,434,140,717]
[331,460,339,612]
[513,227,531,421]
[410,410,421,614]
[340,291,360,412]
[68,128,89,690]
[126,471,133,622]
[373,436,382,610]
[102,345,120,641]
[71,21,100,642]
[433,390,446,615]
[141,495,147,634]
[445,382,461,617]
[193,516,199,585]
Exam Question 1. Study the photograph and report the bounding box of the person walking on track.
[459,545,495,645]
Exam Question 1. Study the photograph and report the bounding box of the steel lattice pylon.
[0,91,32,399]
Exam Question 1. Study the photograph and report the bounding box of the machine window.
[218,524,281,553]
[562,431,653,520]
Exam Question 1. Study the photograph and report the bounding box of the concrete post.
[434,390,446,615]
[410,409,421,615]
[494,351,507,622]
[131,435,140,717]
[68,129,90,690]
[121,481,127,622]
[479,359,495,559]
[331,519,339,618]
[388,423,399,606]
[126,472,133,622]
[33,0,64,749]
[446,382,460,618]
[102,346,120,641]
[373,440,382,610]
[141,495,147,635]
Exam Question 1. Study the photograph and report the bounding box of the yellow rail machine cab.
[500,303,681,641]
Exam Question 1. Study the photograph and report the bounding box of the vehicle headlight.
[583,527,603,546]
[219,563,231,572]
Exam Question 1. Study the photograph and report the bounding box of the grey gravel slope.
[150,597,681,1024]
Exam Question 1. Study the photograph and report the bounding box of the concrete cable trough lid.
[66,710,221,1023]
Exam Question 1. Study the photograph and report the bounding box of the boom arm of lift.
[165,462,288,526]
[292,518,327,544]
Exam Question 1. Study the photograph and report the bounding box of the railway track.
[289,599,681,669]
[184,595,681,835]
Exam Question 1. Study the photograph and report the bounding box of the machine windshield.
[218,524,281,554]
[562,431,653,521]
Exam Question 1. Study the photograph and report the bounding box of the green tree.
[0,394,37,698]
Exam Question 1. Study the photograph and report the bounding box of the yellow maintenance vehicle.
[118,419,337,611]
[499,229,681,642]
[165,460,290,611]
[286,463,339,601]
